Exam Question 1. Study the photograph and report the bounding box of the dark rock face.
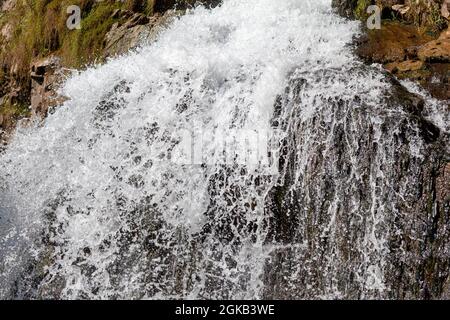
[154,0,221,12]
[385,145,449,299]
[333,12,448,290]
[262,69,449,299]
[332,0,358,18]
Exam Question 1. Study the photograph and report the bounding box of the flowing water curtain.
[0,0,448,299]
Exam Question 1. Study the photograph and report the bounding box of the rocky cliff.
[333,0,450,300]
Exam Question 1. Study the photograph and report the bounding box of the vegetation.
[0,0,158,129]
[354,0,372,20]
[351,0,448,33]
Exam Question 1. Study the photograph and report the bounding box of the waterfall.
[0,0,448,299]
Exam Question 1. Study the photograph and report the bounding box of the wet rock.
[153,0,221,13]
[263,67,449,299]
[385,60,425,73]
[103,11,177,58]
[30,56,66,118]
[418,38,450,62]
[331,0,358,18]
[385,143,449,299]
[392,78,442,143]
[390,77,425,114]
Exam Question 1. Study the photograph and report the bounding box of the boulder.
[153,0,222,12]
[385,59,425,73]
[356,22,434,64]
[418,38,450,62]
[104,11,178,58]
[355,21,450,100]
[30,56,65,118]
[331,0,358,18]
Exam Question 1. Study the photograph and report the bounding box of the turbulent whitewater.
[0,0,449,299]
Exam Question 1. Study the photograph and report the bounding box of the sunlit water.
[0,0,448,299]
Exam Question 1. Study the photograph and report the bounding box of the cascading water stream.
[0,0,448,299]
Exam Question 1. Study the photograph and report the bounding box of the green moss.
[0,101,31,120]
[426,2,447,32]
[74,3,124,66]
[398,0,448,33]
[354,0,372,20]
[0,0,156,122]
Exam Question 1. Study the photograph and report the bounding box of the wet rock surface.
[30,56,67,118]
[104,10,178,58]
[332,0,450,300]
[263,70,449,299]
[418,28,450,63]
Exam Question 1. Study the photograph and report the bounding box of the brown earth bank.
[356,22,449,100]
[333,0,449,101]
[0,0,219,145]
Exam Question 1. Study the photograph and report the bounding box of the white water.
[0,0,447,299]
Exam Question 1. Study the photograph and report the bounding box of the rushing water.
[0,0,448,299]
